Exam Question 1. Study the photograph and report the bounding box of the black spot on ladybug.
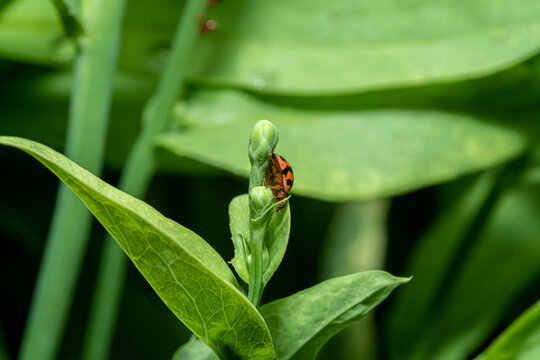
[282,168,290,175]
[286,179,293,186]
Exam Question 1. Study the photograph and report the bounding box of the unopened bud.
[249,186,274,219]
[248,120,278,189]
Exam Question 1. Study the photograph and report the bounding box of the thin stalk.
[248,225,265,307]
[81,1,207,359]
[17,1,127,359]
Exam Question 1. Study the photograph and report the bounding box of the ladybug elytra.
[264,153,293,211]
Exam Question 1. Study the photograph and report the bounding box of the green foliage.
[158,92,526,201]
[191,0,540,94]
[477,300,540,360]
[0,136,274,360]
[172,337,218,360]
[385,170,540,360]
[229,194,290,286]
[260,271,410,359]
[2,0,540,359]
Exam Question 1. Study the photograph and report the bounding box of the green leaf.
[157,90,526,201]
[172,337,218,360]
[229,195,251,284]
[189,0,540,94]
[260,270,409,360]
[229,194,291,285]
[0,0,75,64]
[62,0,81,22]
[477,299,540,360]
[0,136,274,360]
[6,0,540,95]
[385,173,540,360]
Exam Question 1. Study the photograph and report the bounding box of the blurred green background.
[0,0,539,359]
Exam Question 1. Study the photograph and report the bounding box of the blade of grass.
[81,1,207,359]
[17,1,127,359]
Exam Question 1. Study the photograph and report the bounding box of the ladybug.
[264,153,294,211]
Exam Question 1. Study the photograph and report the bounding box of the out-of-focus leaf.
[190,0,540,94]
[5,1,540,95]
[172,337,218,360]
[319,200,389,360]
[229,194,291,286]
[157,90,526,201]
[385,173,540,360]
[0,0,75,64]
[62,0,81,22]
[0,136,275,360]
[320,201,389,278]
[477,299,540,360]
[260,271,409,360]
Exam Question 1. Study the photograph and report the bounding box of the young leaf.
[477,299,540,360]
[229,195,251,284]
[172,337,218,360]
[0,136,274,360]
[259,270,409,359]
[229,194,291,285]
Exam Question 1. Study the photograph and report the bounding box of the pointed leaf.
[229,194,291,285]
[0,136,274,360]
[260,270,409,359]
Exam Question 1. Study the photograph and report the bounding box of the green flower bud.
[248,120,278,189]
[249,186,274,219]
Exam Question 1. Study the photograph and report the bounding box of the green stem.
[18,1,127,359]
[81,1,207,359]
[248,225,265,307]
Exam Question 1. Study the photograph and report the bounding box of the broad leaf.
[260,270,409,360]
[229,194,291,285]
[477,299,540,360]
[0,136,274,360]
[172,337,218,360]
[157,90,526,201]
[5,1,540,95]
[190,0,540,94]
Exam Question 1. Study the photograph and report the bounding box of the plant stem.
[17,1,127,359]
[81,1,207,359]
[248,224,266,307]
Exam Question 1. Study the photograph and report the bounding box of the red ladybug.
[264,153,294,211]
